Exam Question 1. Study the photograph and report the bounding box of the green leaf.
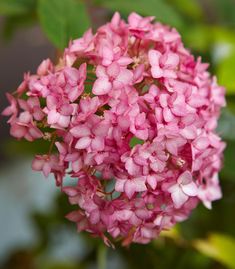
[194,233,235,269]
[0,0,36,15]
[2,13,37,40]
[101,0,183,29]
[129,137,144,148]
[217,48,235,94]
[221,140,235,181]
[38,0,91,49]
[168,0,203,21]
[218,109,235,140]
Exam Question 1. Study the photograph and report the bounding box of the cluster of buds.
[2,12,226,246]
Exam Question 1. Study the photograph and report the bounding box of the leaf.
[101,0,183,29]
[217,48,235,94]
[129,137,144,148]
[0,0,36,15]
[167,0,203,21]
[221,140,235,181]
[194,233,235,269]
[217,108,235,140]
[38,0,91,49]
[2,13,37,40]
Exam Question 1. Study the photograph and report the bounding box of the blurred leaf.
[2,13,37,40]
[160,225,183,243]
[101,0,183,29]
[214,0,235,27]
[212,27,235,44]
[183,25,212,51]
[38,0,91,49]
[167,0,203,21]
[221,140,235,181]
[217,48,235,94]
[218,109,235,140]
[2,138,51,155]
[0,0,36,15]
[194,233,235,269]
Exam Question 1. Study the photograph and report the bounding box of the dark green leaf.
[217,109,235,140]
[101,0,183,29]
[0,0,36,15]
[38,0,91,49]
[2,13,37,40]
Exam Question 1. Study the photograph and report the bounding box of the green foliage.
[129,137,144,148]
[101,0,183,29]
[194,233,235,269]
[38,0,91,49]
[0,0,36,15]
[217,49,235,94]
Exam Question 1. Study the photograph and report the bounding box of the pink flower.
[2,93,18,123]
[70,116,110,151]
[149,49,179,79]
[3,11,225,246]
[167,171,198,208]
[115,176,147,198]
[92,62,133,95]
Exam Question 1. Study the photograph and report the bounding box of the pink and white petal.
[164,52,179,67]
[116,69,133,85]
[115,209,133,221]
[147,175,157,189]
[171,189,188,208]
[178,171,192,185]
[134,129,148,140]
[125,158,141,176]
[96,65,107,78]
[58,115,70,128]
[180,126,197,139]
[163,107,174,122]
[148,50,161,66]
[47,109,60,124]
[42,162,51,177]
[70,125,91,138]
[124,178,147,199]
[181,181,198,196]
[151,66,163,78]
[107,62,120,78]
[10,124,27,138]
[193,137,210,150]
[115,179,126,192]
[92,78,112,95]
[93,123,109,136]
[75,136,91,149]
[91,136,105,151]
[166,139,178,155]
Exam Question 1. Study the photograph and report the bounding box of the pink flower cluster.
[2,12,226,246]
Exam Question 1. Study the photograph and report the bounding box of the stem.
[97,244,107,269]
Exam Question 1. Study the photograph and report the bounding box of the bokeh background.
[0,0,235,268]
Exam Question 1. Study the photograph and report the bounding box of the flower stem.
[97,244,107,269]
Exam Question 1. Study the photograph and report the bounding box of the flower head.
[2,12,226,246]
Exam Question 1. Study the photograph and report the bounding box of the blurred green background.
[0,0,235,268]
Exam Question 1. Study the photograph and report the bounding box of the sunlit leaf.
[217,49,235,94]
[38,0,91,49]
[194,233,235,269]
